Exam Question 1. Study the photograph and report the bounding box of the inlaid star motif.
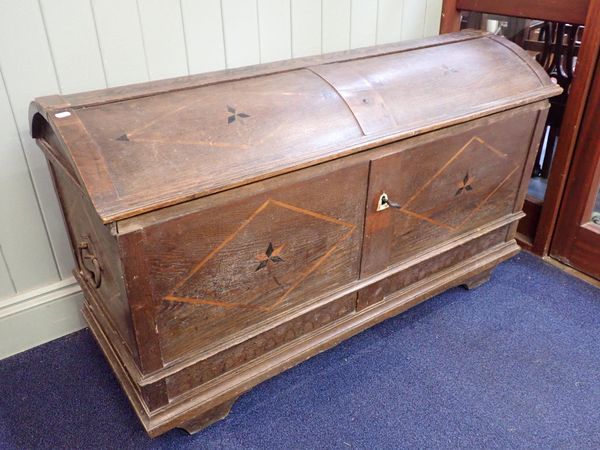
[255,242,284,271]
[455,172,474,196]
[227,105,250,124]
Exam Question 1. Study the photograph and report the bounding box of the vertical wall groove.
[0,246,17,294]
[320,0,324,54]
[135,0,152,80]
[36,0,63,94]
[289,0,294,58]
[219,0,228,68]
[348,0,354,48]
[422,0,430,36]
[179,0,191,74]
[89,0,109,88]
[255,0,262,63]
[375,0,380,42]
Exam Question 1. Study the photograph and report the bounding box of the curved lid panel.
[310,37,547,136]
[31,32,561,223]
[69,69,362,208]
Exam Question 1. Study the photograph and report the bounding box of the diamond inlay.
[400,136,520,231]
[164,199,355,311]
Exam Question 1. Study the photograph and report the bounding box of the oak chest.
[30,31,561,436]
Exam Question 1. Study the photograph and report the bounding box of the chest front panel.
[141,162,368,363]
[361,107,538,276]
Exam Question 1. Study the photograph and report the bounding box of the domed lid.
[30,30,561,223]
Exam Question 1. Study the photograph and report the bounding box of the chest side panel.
[140,162,368,363]
[49,162,137,357]
[362,106,540,276]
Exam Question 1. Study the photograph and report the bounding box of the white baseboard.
[0,277,86,360]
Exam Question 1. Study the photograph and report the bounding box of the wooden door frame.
[550,55,600,278]
[440,0,600,256]
[441,0,590,28]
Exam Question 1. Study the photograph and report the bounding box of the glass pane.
[459,12,585,202]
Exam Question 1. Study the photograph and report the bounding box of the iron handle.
[77,240,102,288]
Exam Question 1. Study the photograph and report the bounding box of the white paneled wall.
[0,0,442,358]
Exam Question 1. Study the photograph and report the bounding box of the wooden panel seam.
[304,67,367,135]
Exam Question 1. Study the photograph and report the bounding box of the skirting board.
[0,277,86,360]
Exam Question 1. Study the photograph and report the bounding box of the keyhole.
[377,193,390,211]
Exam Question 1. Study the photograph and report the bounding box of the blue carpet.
[1,252,599,449]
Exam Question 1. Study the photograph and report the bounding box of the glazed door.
[550,58,600,279]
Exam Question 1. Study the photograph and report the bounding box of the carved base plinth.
[180,398,238,435]
[462,269,493,290]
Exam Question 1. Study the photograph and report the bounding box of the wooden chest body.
[30,31,560,436]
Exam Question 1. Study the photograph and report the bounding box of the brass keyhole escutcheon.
[377,192,402,211]
[377,193,390,211]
